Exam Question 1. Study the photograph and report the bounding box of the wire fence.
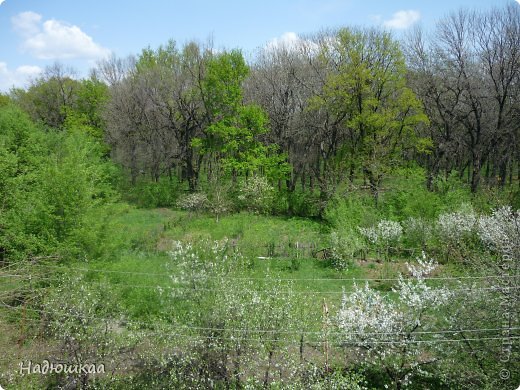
[2,303,519,346]
[0,246,518,350]
[3,262,518,282]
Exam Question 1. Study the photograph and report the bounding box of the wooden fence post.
[322,298,329,372]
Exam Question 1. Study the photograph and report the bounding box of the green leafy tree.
[0,93,10,107]
[12,63,81,129]
[314,28,429,203]
[0,104,51,259]
[0,104,117,262]
[195,50,290,183]
[73,77,109,140]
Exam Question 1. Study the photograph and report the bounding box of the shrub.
[436,203,477,242]
[359,220,403,246]
[432,171,472,205]
[237,175,275,214]
[287,190,320,217]
[330,229,366,270]
[40,277,134,389]
[336,254,452,389]
[383,183,443,221]
[324,194,381,229]
[358,219,403,260]
[298,368,369,389]
[478,206,520,257]
[176,192,209,212]
[124,178,179,208]
[0,105,119,262]
[402,216,432,249]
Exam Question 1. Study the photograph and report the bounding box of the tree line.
[7,3,520,210]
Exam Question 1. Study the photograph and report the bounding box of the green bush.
[123,177,180,208]
[330,228,366,270]
[402,216,433,250]
[270,189,289,215]
[432,171,472,209]
[382,171,444,220]
[324,193,381,229]
[287,189,320,217]
[0,104,119,262]
[511,188,520,210]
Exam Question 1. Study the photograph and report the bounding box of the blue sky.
[0,0,516,91]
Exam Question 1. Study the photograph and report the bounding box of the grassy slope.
[86,208,346,318]
[0,203,494,389]
[1,202,465,326]
[65,206,455,322]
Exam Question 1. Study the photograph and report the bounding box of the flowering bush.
[377,220,404,243]
[297,370,369,389]
[336,253,452,388]
[337,254,451,343]
[176,192,209,212]
[39,277,137,388]
[359,220,403,246]
[210,275,299,386]
[237,175,274,214]
[358,225,378,245]
[359,220,403,260]
[167,240,304,387]
[208,183,233,221]
[478,206,520,257]
[168,239,245,285]
[436,204,477,241]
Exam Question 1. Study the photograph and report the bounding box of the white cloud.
[12,11,42,37]
[0,0,7,5]
[0,62,42,91]
[16,65,43,76]
[265,32,320,54]
[266,32,302,51]
[11,11,111,60]
[383,10,421,30]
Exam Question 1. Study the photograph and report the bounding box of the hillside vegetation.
[1,3,519,389]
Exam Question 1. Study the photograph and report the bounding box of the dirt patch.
[156,236,173,252]
[155,207,174,217]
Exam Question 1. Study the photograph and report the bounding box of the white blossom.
[437,204,477,241]
[336,253,453,387]
[477,206,520,256]
[330,229,365,270]
[237,175,274,214]
[358,219,402,246]
[358,226,379,245]
[377,220,403,242]
[176,192,209,212]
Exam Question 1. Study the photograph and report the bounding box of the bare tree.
[102,41,213,188]
[406,4,520,192]
[246,35,320,196]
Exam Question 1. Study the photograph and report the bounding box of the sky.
[0,0,517,92]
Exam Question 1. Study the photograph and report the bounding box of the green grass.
[10,207,384,327]
[55,207,423,328]
[163,211,325,244]
[2,204,478,332]
[2,199,483,336]
[2,194,511,389]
